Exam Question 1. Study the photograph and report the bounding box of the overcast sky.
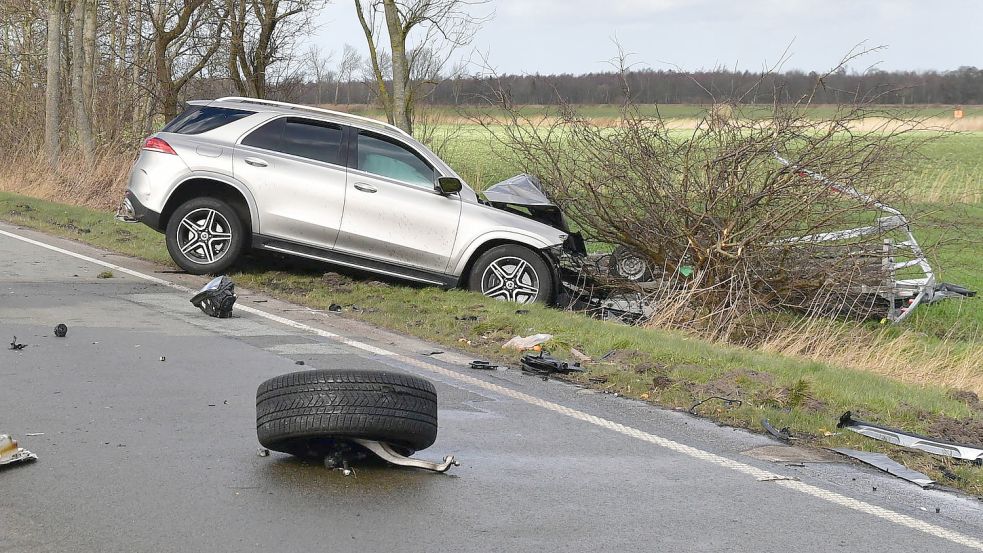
[310,0,982,75]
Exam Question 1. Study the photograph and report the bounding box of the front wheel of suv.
[467,244,555,305]
[166,197,245,275]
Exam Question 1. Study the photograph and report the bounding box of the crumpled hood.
[482,174,555,207]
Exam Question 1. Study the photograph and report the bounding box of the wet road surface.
[1,222,981,552]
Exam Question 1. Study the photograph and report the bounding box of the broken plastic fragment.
[837,411,983,462]
[190,276,237,318]
[0,435,37,466]
[54,323,68,337]
[9,336,26,350]
[502,333,553,350]
[468,360,497,370]
[519,352,585,380]
[831,448,934,488]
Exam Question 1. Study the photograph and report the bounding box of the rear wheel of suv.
[166,197,245,275]
[468,244,554,304]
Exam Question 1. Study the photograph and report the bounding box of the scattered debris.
[328,303,342,312]
[688,396,742,414]
[96,270,113,279]
[587,375,609,384]
[53,323,68,338]
[468,360,497,370]
[831,448,935,488]
[455,315,479,321]
[515,309,530,315]
[762,419,793,441]
[295,360,305,365]
[252,299,268,303]
[0,435,37,466]
[503,333,553,350]
[758,475,799,482]
[159,356,166,362]
[257,448,270,457]
[838,411,983,462]
[24,433,44,437]
[519,352,585,380]
[420,350,444,356]
[8,336,26,350]
[190,276,237,318]
[569,348,592,364]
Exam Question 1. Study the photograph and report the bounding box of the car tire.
[256,369,438,457]
[165,197,245,275]
[609,245,654,282]
[467,244,555,304]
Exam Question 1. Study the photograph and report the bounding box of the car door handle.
[244,157,268,167]
[353,182,377,193]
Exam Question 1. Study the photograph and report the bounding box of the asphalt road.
[1,222,981,553]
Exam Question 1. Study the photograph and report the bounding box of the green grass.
[0,190,980,494]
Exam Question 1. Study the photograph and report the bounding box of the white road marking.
[1,226,980,552]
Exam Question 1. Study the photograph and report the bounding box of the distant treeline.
[290,66,983,106]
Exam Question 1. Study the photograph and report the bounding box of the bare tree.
[305,44,334,105]
[149,0,227,119]
[335,42,360,104]
[354,0,488,134]
[70,0,95,161]
[227,0,322,99]
[44,0,64,166]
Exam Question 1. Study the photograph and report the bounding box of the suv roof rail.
[213,96,412,138]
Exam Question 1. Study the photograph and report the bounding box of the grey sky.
[310,0,982,75]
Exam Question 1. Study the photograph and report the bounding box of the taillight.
[143,137,177,155]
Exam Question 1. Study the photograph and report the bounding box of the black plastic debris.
[190,276,237,318]
[455,315,479,321]
[328,304,342,312]
[469,360,497,370]
[420,350,444,356]
[53,324,68,338]
[9,336,26,350]
[688,396,742,414]
[762,419,793,441]
[831,448,934,488]
[519,352,585,380]
[838,411,983,462]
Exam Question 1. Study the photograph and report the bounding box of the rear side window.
[162,106,253,135]
[356,132,435,188]
[241,117,344,166]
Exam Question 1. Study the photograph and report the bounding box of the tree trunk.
[382,0,411,134]
[82,0,96,112]
[354,0,393,123]
[45,0,64,167]
[71,0,95,161]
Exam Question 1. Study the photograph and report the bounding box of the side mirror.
[435,176,463,195]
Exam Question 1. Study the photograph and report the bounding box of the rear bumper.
[116,190,163,232]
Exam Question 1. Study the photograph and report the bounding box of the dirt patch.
[947,389,982,410]
[321,272,355,292]
[927,416,983,447]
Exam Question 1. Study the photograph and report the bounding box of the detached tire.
[256,369,438,457]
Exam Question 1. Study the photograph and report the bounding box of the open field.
[0,108,979,493]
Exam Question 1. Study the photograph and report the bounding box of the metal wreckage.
[482,159,974,323]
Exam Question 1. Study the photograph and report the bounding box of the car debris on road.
[468,360,497,370]
[53,323,68,337]
[837,411,983,463]
[256,369,458,474]
[762,419,794,441]
[831,448,935,488]
[503,333,553,350]
[519,352,585,380]
[8,336,26,350]
[0,435,37,467]
[190,276,237,318]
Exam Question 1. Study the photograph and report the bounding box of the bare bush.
[474,51,944,338]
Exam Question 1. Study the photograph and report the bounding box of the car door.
[233,116,348,249]
[335,130,462,274]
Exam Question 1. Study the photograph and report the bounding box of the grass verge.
[0,190,980,495]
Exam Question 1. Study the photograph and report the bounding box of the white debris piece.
[0,434,37,466]
[502,333,553,350]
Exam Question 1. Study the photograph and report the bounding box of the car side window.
[356,132,435,188]
[242,117,344,166]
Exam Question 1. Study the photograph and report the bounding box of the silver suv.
[118,97,571,304]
